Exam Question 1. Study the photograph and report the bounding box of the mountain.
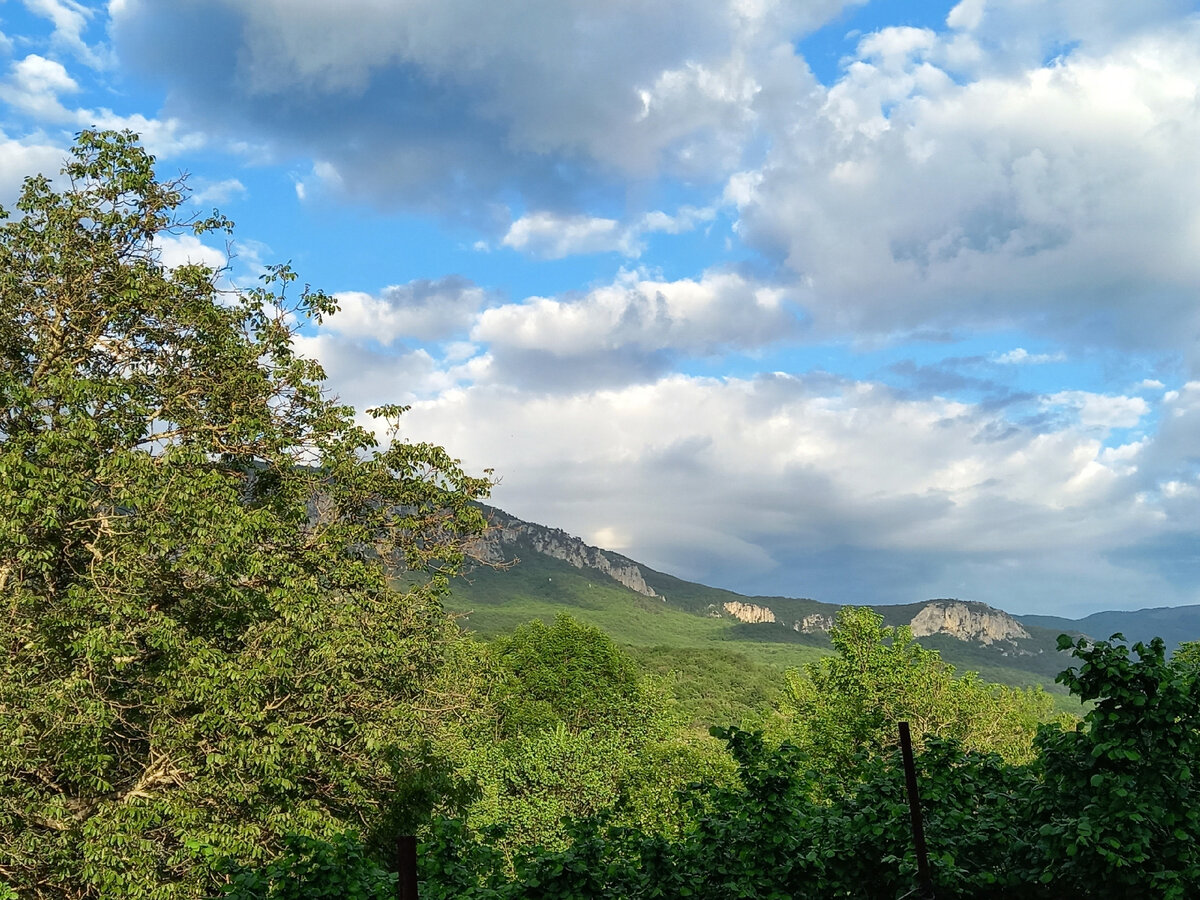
[1019,606,1200,656]
[453,506,1092,687]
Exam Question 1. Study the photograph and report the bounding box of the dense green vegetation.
[0,132,492,898]
[420,628,1200,900]
[4,132,1199,898]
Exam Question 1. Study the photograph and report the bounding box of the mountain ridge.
[458,504,1198,684]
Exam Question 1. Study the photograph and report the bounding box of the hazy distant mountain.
[1019,606,1200,656]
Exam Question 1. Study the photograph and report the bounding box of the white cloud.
[0,129,66,205]
[0,54,79,120]
[502,213,634,259]
[109,0,843,209]
[500,205,716,259]
[188,177,246,206]
[154,233,227,272]
[83,109,205,156]
[387,370,1188,608]
[326,277,492,344]
[640,205,717,234]
[731,20,1200,358]
[1044,391,1149,430]
[471,270,798,388]
[0,53,205,156]
[946,0,986,33]
[994,347,1065,364]
[22,0,106,68]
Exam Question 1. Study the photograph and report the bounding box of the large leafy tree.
[0,131,492,898]
[1030,634,1200,897]
[447,615,714,855]
[770,607,1058,769]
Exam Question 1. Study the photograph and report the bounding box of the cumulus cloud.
[471,270,800,388]
[994,348,1066,365]
[22,0,106,68]
[0,54,80,120]
[391,371,1190,610]
[154,233,228,272]
[1043,391,1149,430]
[326,277,493,344]
[731,17,1200,359]
[188,177,246,206]
[501,213,634,259]
[108,0,848,212]
[0,52,205,155]
[0,129,66,205]
[292,331,491,421]
[500,205,716,259]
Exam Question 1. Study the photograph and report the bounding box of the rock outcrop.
[723,601,777,624]
[472,509,663,599]
[793,613,835,634]
[909,601,1030,645]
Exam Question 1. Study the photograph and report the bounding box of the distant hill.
[1020,606,1200,656]
[452,506,1119,687]
[446,504,1200,708]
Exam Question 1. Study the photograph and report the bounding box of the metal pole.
[898,722,935,899]
[396,834,418,900]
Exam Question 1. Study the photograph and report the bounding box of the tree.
[449,615,702,854]
[769,607,1055,770]
[1030,634,1200,897]
[0,131,492,898]
[494,614,645,733]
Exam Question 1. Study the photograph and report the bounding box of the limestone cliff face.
[794,613,835,634]
[472,509,663,599]
[723,601,776,624]
[909,601,1030,645]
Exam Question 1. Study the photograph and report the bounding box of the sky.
[2,0,1199,617]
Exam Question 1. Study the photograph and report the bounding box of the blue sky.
[2,0,1200,616]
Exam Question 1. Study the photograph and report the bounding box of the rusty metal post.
[898,722,935,899]
[396,834,418,900]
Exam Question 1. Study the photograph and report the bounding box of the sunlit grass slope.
[446,552,828,671]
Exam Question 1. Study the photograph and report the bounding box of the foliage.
[0,131,491,897]
[421,727,1035,899]
[626,645,783,731]
[1028,634,1200,897]
[448,615,726,855]
[218,832,396,899]
[769,607,1058,769]
[493,614,645,732]
[422,624,1200,899]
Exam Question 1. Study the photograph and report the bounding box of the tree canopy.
[768,607,1056,768]
[0,131,492,898]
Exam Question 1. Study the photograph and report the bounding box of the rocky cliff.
[723,601,776,624]
[715,597,1027,645]
[794,613,835,634]
[909,600,1031,645]
[472,507,663,599]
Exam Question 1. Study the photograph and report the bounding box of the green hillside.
[442,542,1091,726]
[446,552,829,671]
